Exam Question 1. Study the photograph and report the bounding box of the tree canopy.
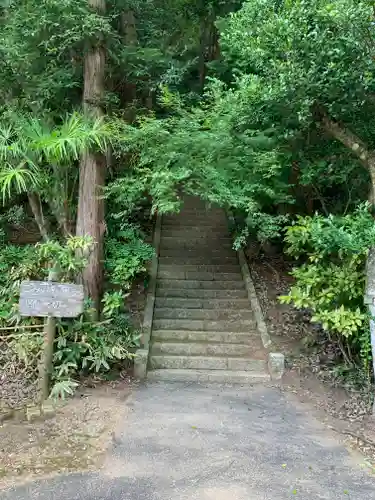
[0,0,374,390]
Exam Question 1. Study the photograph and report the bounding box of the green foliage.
[111,82,290,225]
[0,244,38,322]
[280,205,375,374]
[53,290,139,399]
[0,236,139,399]
[1,0,374,397]
[219,0,375,121]
[0,236,93,325]
[215,0,375,214]
[105,223,154,290]
[0,112,110,201]
[0,0,113,113]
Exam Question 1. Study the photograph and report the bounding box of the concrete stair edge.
[147,369,270,384]
[149,354,267,371]
[152,318,256,332]
[150,341,258,357]
[155,289,249,298]
[154,298,252,309]
[153,308,255,320]
[151,330,260,344]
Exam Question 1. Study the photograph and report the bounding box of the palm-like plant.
[0,112,111,239]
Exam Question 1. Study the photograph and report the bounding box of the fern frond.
[0,162,40,204]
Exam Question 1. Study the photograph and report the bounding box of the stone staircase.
[146,197,271,383]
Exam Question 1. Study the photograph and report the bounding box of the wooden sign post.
[19,280,84,400]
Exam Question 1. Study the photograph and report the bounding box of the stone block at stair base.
[42,400,56,419]
[134,349,149,380]
[268,352,285,380]
[26,405,41,422]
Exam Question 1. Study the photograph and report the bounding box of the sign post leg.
[40,315,56,401]
[39,264,60,402]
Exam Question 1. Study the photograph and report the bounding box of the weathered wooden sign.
[19,281,84,318]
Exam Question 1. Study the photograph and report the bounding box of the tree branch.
[27,191,50,241]
[320,113,375,167]
[320,112,375,202]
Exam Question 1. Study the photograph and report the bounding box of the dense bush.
[105,222,154,290]
[0,236,140,399]
[280,205,375,379]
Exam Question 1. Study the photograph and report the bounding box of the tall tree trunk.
[121,10,138,120]
[121,10,137,45]
[198,10,219,91]
[320,113,375,203]
[76,0,106,312]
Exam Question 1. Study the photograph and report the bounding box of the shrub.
[0,236,140,399]
[52,290,140,398]
[105,222,154,290]
[280,204,375,379]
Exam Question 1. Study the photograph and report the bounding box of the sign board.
[365,248,375,305]
[19,281,84,318]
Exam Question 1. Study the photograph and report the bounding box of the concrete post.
[364,248,375,416]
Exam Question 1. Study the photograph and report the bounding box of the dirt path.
[1,381,374,500]
[0,381,131,490]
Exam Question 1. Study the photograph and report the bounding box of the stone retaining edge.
[134,213,162,380]
[236,248,272,349]
[227,210,285,380]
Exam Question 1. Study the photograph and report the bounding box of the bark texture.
[76,0,106,311]
[121,10,138,120]
[198,11,220,90]
[121,10,137,45]
[321,113,375,202]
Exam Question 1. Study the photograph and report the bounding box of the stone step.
[152,330,258,344]
[154,308,254,321]
[159,245,234,254]
[162,229,231,238]
[152,318,256,331]
[159,238,233,249]
[157,279,246,290]
[159,248,237,258]
[178,209,224,215]
[157,271,243,281]
[162,216,228,224]
[151,342,253,357]
[162,223,229,230]
[180,202,208,208]
[162,224,229,231]
[168,215,226,223]
[161,234,232,242]
[149,355,266,371]
[158,256,238,265]
[147,369,270,384]
[155,298,250,309]
[158,264,240,274]
[155,289,248,299]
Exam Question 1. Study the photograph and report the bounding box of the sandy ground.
[0,380,132,490]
